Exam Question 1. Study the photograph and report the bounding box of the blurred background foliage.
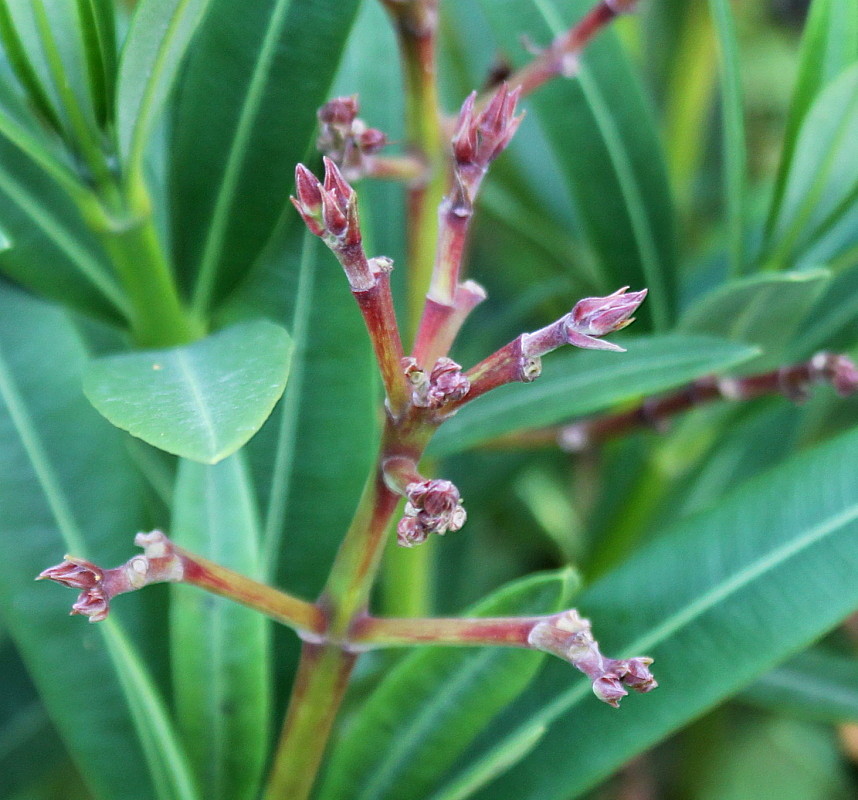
[1,0,858,798]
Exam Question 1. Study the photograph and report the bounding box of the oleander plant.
[2,0,858,798]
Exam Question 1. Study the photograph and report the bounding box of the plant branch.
[479,0,640,105]
[38,531,325,637]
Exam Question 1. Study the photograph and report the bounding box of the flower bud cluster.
[316,96,388,181]
[522,287,647,356]
[528,609,656,706]
[292,158,375,290]
[403,356,470,409]
[397,479,467,547]
[37,532,184,623]
[452,84,523,200]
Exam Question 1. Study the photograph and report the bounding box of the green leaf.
[428,335,757,458]
[708,0,747,275]
[84,320,292,464]
[170,455,270,800]
[115,0,215,167]
[463,426,858,800]
[0,285,198,800]
[738,648,858,724]
[0,78,126,321]
[767,0,858,232]
[169,0,360,312]
[764,64,858,267]
[678,269,831,370]
[426,723,547,800]
[478,0,677,331]
[318,570,579,800]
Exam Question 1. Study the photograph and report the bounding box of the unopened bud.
[397,478,467,547]
[318,95,358,126]
[522,287,647,357]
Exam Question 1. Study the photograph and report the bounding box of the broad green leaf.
[318,570,579,800]
[738,648,858,724]
[171,455,270,800]
[169,0,360,312]
[767,0,858,231]
[764,65,858,268]
[478,0,677,331]
[708,0,747,275]
[678,269,830,370]
[428,335,757,458]
[464,426,858,800]
[0,285,197,800]
[115,0,214,166]
[248,233,378,598]
[84,320,292,464]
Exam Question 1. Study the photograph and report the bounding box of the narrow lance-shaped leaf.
[0,286,198,800]
[317,570,579,800]
[766,0,858,234]
[678,269,831,371]
[83,320,293,464]
[708,0,747,275]
[115,0,215,166]
[478,0,678,331]
[763,64,858,268]
[429,335,757,457]
[171,455,270,800]
[459,426,858,800]
[738,648,858,724]
[169,0,360,311]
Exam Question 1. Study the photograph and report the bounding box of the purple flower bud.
[318,95,358,127]
[291,164,325,237]
[827,354,858,396]
[452,84,523,173]
[396,478,467,547]
[592,675,628,708]
[620,657,658,693]
[522,287,647,357]
[70,586,110,622]
[358,128,387,155]
[427,358,471,407]
[37,556,102,589]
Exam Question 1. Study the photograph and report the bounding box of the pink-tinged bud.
[38,532,184,623]
[522,287,647,357]
[318,95,358,126]
[291,164,325,237]
[452,84,523,175]
[821,353,858,396]
[358,128,387,154]
[397,478,467,547]
[592,676,628,708]
[71,587,110,622]
[407,357,471,409]
[528,609,655,707]
[37,556,101,589]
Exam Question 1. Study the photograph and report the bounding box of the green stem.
[351,613,542,648]
[95,205,201,347]
[263,644,357,800]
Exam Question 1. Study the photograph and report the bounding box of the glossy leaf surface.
[171,455,270,800]
[464,427,858,800]
[84,320,292,464]
[0,286,197,800]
